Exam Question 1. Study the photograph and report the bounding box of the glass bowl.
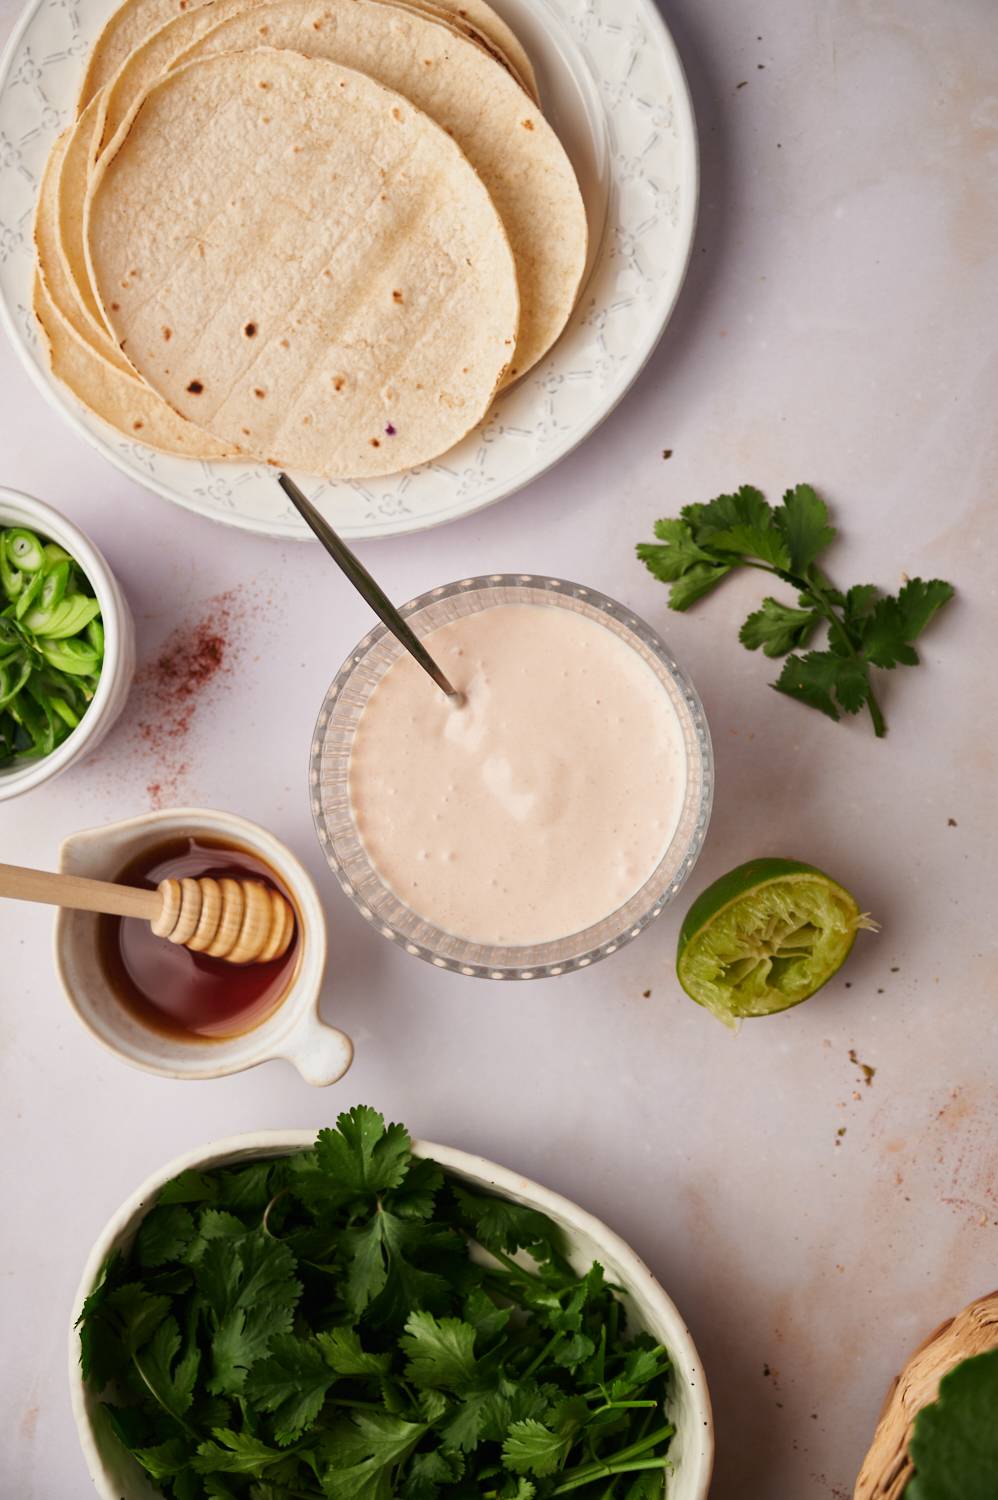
[309,575,713,979]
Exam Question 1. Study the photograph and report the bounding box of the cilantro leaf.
[401,1312,478,1390]
[131,1438,191,1481]
[451,1187,558,1257]
[158,1170,220,1206]
[843,584,879,625]
[315,1107,412,1197]
[503,1418,569,1477]
[402,1447,465,1499]
[664,562,733,611]
[635,519,716,580]
[137,1207,195,1268]
[103,1283,172,1357]
[244,1335,334,1445]
[197,1233,301,1394]
[134,1313,200,1425]
[860,578,955,668]
[772,484,836,573]
[323,1413,428,1499]
[683,484,790,567]
[215,1163,275,1212]
[193,1429,290,1475]
[907,1350,998,1500]
[387,1156,445,1220]
[344,1210,450,1326]
[316,1326,391,1379]
[462,1288,511,1344]
[607,1344,671,1399]
[773,651,871,720]
[739,598,821,657]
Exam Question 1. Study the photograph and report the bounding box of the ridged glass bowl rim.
[308,574,714,979]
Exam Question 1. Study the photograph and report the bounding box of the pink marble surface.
[0,1,995,1496]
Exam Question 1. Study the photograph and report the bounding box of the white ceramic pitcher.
[55,807,353,1086]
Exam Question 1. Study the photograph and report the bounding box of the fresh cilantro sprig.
[637,483,954,737]
[80,1107,677,1499]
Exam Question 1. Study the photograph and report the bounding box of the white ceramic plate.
[0,0,697,538]
[70,1130,714,1499]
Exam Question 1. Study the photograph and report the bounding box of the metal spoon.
[277,473,463,703]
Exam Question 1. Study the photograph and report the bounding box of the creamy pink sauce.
[348,603,687,946]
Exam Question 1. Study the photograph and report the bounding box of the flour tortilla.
[55,94,116,341]
[33,272,236,458]
[86,49,520,479]
[78,0,215,113]
[97,0,532,149]
[36,96,236,457]
[170,0,586,381]
[423,0,538,102]
[35,121,133,372]
[80,0,536,115]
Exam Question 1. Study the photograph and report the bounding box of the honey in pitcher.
[97,836,300,1041]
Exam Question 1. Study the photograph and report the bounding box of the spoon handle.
[278,473,461,701]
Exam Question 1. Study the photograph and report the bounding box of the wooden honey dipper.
[0,862,295,964]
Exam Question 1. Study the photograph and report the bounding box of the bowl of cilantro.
[70,1108,714,1500]
[0,487,134,799]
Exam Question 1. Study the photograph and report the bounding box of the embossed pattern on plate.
[0,0,697,538]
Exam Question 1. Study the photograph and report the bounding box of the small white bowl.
[0,486,135,800]
[70,1131,714,1500]
[55,808,353,1086]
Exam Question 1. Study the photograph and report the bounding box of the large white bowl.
[0,487,135,800]
[70,1131,714,1500]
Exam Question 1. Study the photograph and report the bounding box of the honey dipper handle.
[0,861,162,921]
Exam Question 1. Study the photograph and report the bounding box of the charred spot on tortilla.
[392,289,404,303]
[186,379,203,394]
[254,387,266,398]
[244,322,257,337]
[162,326,172,340]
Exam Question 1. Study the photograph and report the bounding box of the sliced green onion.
[14,567,46,621]
[49,695,81,730]
[32,594,102,641]
[0,659,31,709]
[0,546,23,600]
[86,617,105,656]
[39,637,101,676]
[43,542,73,567]
[41,559,70,611]
[5,528,46,573]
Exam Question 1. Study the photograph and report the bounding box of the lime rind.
[677,865,871,1028]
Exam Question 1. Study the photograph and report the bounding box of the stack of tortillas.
[32,0,587,479]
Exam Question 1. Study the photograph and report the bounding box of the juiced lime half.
[677,858,874,1028]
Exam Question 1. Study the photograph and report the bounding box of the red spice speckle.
[129,592,243,807]
[385,423,397,436]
